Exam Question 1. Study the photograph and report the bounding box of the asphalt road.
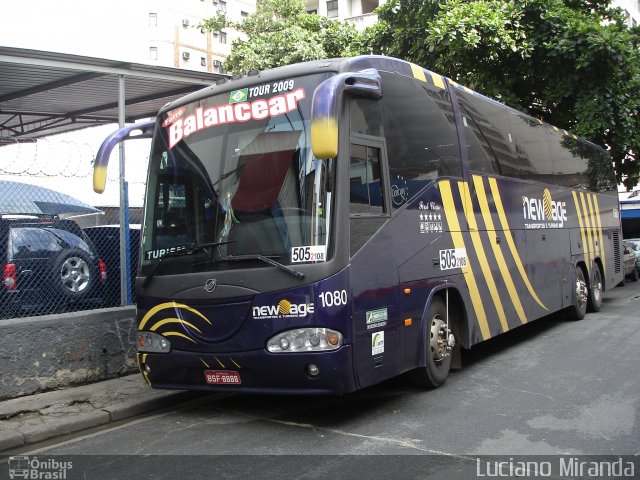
[7,279,640,479]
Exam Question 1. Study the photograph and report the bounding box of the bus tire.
[567,265,588,321]
[587,264,603,312]
[409,297,452,389]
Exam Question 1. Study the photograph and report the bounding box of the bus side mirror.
[93,120,155,193]
[310,69,382,160]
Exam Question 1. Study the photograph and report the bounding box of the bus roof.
[158,55,604,153]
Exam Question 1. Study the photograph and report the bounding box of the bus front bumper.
[138,345,357,395]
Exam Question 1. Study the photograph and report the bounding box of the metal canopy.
[0,46,226,145]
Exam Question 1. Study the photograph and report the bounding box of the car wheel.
[631,267,639,282]
[409,297,454,388]
[53,249,95,300]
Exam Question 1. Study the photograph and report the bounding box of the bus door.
[347,136,402,388]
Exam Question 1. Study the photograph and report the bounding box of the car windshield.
[141,73,335,274]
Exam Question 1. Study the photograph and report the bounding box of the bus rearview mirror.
[93,120,155,193]
[310,69,382,160]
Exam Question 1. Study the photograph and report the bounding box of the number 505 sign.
[291,245,326,263]
[439,248,467,270]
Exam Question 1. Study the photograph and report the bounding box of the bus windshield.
[141,73,334,274]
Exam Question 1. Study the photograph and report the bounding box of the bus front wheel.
[409,297,453,389]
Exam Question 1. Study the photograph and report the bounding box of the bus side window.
[349,144,384,215]
[456,103,498,175]
[378,72,461,209]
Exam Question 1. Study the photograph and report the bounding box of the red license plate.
[204,370,241,385]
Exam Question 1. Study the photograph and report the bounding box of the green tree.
[199,0,364,75]
[367,0,640,188]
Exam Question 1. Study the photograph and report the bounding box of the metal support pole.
[118,75,132,305]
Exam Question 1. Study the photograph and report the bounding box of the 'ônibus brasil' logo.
[522,188,568,228]
[167,88,306,149]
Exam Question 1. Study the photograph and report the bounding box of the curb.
[0,390,191,452]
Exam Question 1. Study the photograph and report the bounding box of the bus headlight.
[267,328,343,353]
[137,331,171,353]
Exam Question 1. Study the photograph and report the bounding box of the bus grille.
[613,231,621,273]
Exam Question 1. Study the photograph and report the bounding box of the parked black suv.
[83,224,140,307]
[1,216,106,319]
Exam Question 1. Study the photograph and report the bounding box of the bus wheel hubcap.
[576,277,588,306]
[430,315,453,362]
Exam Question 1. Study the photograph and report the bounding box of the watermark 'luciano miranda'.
[476,457,635,478]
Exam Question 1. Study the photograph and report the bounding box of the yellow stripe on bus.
[572,191,590,271]
[579,192,595,271]
[586,194,600,260]
[460,181,509,333]
[473,176,527,325]
[149,318,202,334]
[161,331,197,343]
[410,63,427,82]
[139,301,211,330]
[440,180,491,340]
[592,195,606,274]
[430,72,446,89]
[488,178,548,311]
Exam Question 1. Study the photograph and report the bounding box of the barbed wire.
[0,137,149,184]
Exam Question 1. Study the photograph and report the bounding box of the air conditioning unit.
[213,60,222,67]
[182,51,190,60]
[182,18,190,27]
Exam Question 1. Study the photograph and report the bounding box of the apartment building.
[613,0,640,27]
[147,0,255,73]
[307,0,387,30]
[0,0,256,73]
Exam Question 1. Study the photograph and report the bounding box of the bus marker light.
[404,318,412,327]
[137,332,171,353]
[306,364,320,377]
[404,288,411,295]
[326,332,339,346]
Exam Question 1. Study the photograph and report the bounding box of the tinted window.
[378,72,461,209]
[350,98,382,137]
[10,227,62,259]
[550,135,616,192]
[9,227,91,260]
[349,144,384,214]
[456,95,499,174]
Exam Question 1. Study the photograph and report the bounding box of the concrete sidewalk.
[0,375,190,452]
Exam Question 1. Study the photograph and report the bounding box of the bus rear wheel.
[409,297,454,389]
[567,265,588,320]
[587,265,603,312]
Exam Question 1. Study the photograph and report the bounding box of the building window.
[149,46,158,60]
[220,32,227,44]
[327,0,338,18]
[201,57,207,67]
[241,10,249,18]
[217,0,227,12]
[149,12,157,27]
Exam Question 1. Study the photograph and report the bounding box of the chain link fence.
[0,131,147,320]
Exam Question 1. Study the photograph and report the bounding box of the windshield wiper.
[220,254,305,279]
[142,240,235,288]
